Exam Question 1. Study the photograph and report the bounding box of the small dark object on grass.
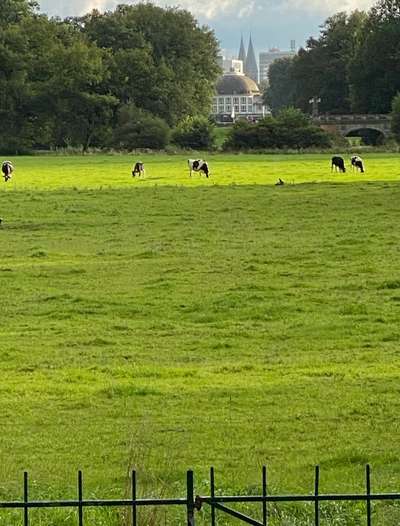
[132,162,145,177]
[275,178,285,186]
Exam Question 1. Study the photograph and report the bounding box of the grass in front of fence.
[1,155,400,524]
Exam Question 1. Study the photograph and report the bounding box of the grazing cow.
[331,156,346,173]
[188,159,209,178]
[350,155,364,173]
[132,161,145,177]
[1,160,13,182]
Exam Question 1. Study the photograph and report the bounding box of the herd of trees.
[0,0,220,152]
[265,0,400,117]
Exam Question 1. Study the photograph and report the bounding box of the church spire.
[238,35,246,64]
[245,34,258,84]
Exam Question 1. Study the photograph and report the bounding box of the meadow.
[1,153,400,524]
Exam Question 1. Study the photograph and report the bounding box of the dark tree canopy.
[0,0,220,152]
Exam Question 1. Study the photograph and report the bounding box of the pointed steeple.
[245,35,258,84]
[238,35,246,65]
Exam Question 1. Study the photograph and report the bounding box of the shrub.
[224,108,331,150]
[171,116,216,150]
[112,104,170,150]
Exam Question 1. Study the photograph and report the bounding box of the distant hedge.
[224,108,331,150]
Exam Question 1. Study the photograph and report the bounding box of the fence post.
[262,466,267,526]
[314,466,319,526]
[78,471,83,526]
[187,470,195,526]
[23,471,29,526]
[210,467,216,526]
[131,470,137,526]
[366,465,372,526]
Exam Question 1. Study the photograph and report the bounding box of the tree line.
[0,0,220,153]
[264,0,400,117]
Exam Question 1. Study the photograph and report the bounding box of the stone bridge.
[313,114,391,138]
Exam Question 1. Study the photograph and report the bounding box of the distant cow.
[1,160,13,182]
[132,161,145,177]
[331,156,346,173]
[188,159,209,178]
[350,155,364,173]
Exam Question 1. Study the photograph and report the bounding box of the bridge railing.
[313,114,390,123]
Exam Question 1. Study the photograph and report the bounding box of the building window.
[241,106,247,112]
[233,97,239,104]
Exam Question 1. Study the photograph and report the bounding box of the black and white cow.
[132,161,145,177]
[188,159,209,178]
[331,156,346,173]
[350,155,364,173]
[1,160,13,182]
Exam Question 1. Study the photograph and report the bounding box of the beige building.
[211,72,266,123]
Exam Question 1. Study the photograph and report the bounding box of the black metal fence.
[1,465,400,525]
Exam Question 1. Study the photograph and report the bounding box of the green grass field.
[1,153,400,524]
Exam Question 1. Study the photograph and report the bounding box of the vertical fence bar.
[78,471,83,526]
[262,466,267,526]
[131,470,137,526]
[23,471,29,526]
[210,467,216,526]
[187,470,195,526]
[366,465,372,526]
[314,466,320,526]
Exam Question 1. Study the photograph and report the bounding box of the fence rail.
[1,465,400,525]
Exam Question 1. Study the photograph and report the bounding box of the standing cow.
[132,161,145,177]
[350,155,364,173]
[188,159,209,178]
[2,160,13,182]
[331,156,346,173]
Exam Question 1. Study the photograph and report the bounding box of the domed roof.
[216,73,260,95]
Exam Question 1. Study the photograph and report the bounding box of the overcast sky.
[38,0,376,55]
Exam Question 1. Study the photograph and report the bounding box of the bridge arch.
[345,127,385,145]
[314,114,391,144]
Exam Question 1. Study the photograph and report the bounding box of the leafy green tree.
[350,0,400,113]
[292,11,366,114]
[172,116,215,149]
[80,4,220,125]
[263,58,296,114]
[0,0,37,24]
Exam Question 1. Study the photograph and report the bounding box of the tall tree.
[79,4,220,125]
[263,57,296,114]
[350,0,400,113]
[0,0,37,24]
[292,11,366,114]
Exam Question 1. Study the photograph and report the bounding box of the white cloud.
[39,0,376,19]
[277,0,374,15]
